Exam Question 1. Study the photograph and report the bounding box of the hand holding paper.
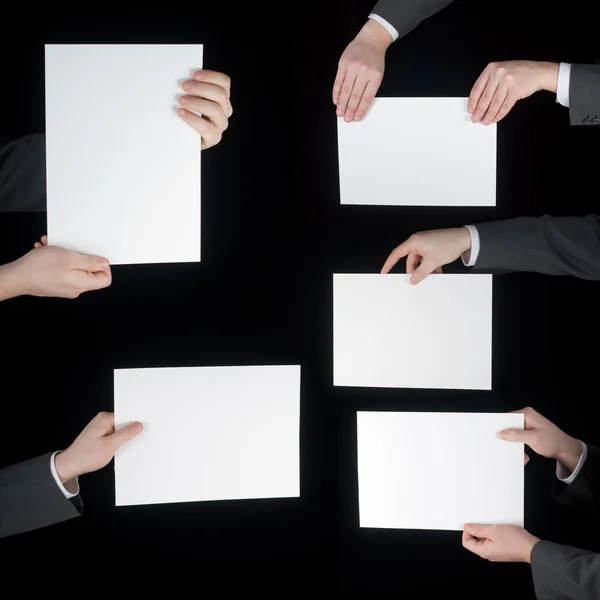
[462,524,541,563]
[381,227,472,284]
[178,69,233,149]
[55,412,143,485]
[0,244,111,300]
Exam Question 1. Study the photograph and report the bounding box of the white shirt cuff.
[461,225,480,266]
[556,62,571,108]
[368,14,399,42]
[50,451,80,499]
[556,442,587,484]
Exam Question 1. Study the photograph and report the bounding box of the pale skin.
[55,412,143,494]
[463,407,583,563]
[0,70,232,301]
[333,22,559,125]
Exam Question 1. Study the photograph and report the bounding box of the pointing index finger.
[381,240,411,274]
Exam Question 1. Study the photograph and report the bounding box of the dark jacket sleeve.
[370,0,455,39]
[0,452,82,538]
[0,133,47,212]
[552,444,600,517]
[531,541,600,600]
[472,215,600,280]
[569,64,600,126]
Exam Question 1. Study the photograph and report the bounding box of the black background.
[0,0,598,593]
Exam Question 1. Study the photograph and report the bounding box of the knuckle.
[496,67,507,78]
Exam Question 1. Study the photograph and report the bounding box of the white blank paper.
[334,274,492,390]
[45,44,202,265]
[357,411,524,531]
[114,365,300,506]
[338,98,496,206]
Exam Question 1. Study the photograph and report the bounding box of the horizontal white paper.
[338,98,496,206]
[114,365,300,506]
[334,274,492,390]
[357,411,524,531]
[45,44,202,265]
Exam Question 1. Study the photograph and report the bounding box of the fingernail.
[354,115,361,122]
[333,97,338,105]
[178,108,186,116]
[344,115,351,122]
[467,106,473,114]
[498,430,506,438]
[483,119,490,126]
[194,71,203,80]
[181,80,192,91]
[134,421,144,433]
[179,95,187,105]
[336,109,343,117]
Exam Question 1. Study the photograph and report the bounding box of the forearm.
[0,262,22,301]
[370,0,455,40]
[531,541,600,600]
[473,215,600,280]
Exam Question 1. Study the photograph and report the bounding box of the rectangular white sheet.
[334,274,492,390]
[337,97,496,206]
[114,365,300,506]
[45,44,202,265]
[357,411,524,531]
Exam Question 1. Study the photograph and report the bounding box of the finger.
[41,235,48,245]
[462,532,485,557]
[468,67,491,115]
[193,70,231,96]
[493,91,519,123]
[181,80,232,117]
[381,240,412,274]
[433,266,443,274]
[333,64,347,106]
[90,411,116,435]
[472,76,500,124]
[71,267,112,292]
[179,96,228,131]
[524,452,530,465]
[71,252,110,273]
[406,253,421,274]
[337,70,358,119]
[110,420,144,450]
[498,428,533,445]
[354,77,381,121]
[178,109,222,149]
[345,71,370,122]
[34,242,42,248]
[482,82,508,125]
[410,259,438,285]
[464,523,492,539]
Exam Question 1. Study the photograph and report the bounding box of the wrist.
[539,61,559,93]
[556,436,583,472]
[358,19,393,51]
[55,449,79,483]
[0,262,25,301]
[524,537,541,564]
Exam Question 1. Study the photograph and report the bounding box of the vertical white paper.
[45,44,202,265]
[334,274,492,390]
[337,98,496,206]
[357,411,524,531]
[114,365,300,506]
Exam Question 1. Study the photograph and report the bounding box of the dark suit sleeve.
[472,215,600,280]
[0,133,47,212]
[370,0,455,39]
[552,444,600,517]
[530,541,600,600]
[0,452,82,538]
[569,64,600,126]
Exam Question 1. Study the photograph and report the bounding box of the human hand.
[1,245,111,299]
[499,407,583,472]
[468,61,559,125]
[380,227,471,284]
[33,234,48,248]
[462,524,540,563]
[178,70,233,149]
[55,412,143,483]
[333,20,392,123]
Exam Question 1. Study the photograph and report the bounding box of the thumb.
[499,428,532,444]
[410,259,438,285]
[110,421,144,450]
[73,252,110,272]
[464,523,491,538]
